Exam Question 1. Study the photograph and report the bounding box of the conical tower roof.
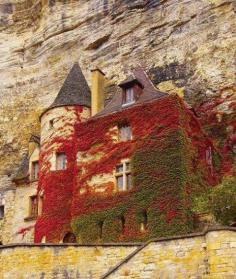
[50,63,91,109]
[40,63,91,119]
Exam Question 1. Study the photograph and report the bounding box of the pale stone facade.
[0,182,15,244]
[11,181,38,243]
[0,146,40,244]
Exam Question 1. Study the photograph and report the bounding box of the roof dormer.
[119,76,144,107]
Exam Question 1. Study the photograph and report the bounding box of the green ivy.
[71,129,200,243]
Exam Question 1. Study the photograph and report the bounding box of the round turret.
[35,63,91,243]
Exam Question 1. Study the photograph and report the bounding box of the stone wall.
[0,228,235,278]
[0,243,139,279]
[104,229,236,278]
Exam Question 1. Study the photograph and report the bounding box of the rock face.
[0,0,235,183]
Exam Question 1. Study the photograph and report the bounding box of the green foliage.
[72,206,128,243]
[71,130,198,243]
[209,176,236,225]
[212,151,222,172]
[193,176,236,226]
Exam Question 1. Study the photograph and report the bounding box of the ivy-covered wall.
[32,95,223,243]
[69,95,219,243]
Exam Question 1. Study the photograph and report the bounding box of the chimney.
[91,68,106,116]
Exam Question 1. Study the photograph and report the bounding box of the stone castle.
[0,63,236,278]
[0,62,219,245]
[0,0,235,277]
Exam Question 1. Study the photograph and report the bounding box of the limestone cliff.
[0,0,235,185]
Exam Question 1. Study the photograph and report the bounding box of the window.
[38,195,44,216]
[122,88,135,106]
[49,119,54,129]
[98,221,104,239]
[41,236,46,243]
[56,153,67,170]
[140,210,148,232]
[0,206,4,219]
[29,196,38,217]
[206,146,213,175]
[115,161,132,191]
[119,124,132,141]
[63,232,77,243]
[31,161,39,181]
[120,216,125,234]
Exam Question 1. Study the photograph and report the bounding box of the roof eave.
[39,103,91,122]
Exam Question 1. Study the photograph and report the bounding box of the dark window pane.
[0,206,4,219]
[49,119,54,129]
[127,174,132,190]
[56,153,67,170]
[30,196,38,217]
[32,161,39,180]
[124,88,134,104]
[63,232,77,243]
[116,164,123,173]
[125,162,130,171]
[119,125,132,141]
[116,176,123,191]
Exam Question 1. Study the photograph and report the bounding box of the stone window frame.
[118,123,132,142]
[28,195,38,219]
[114,159,132,192]
[31,160,39,181]
[55,152,67,170]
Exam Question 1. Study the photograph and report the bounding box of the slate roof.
[119,75,144,89]
[13,134,40,183]
[94,67,168,118]
[12,154,29,182]
[40,63,91,119]
[29,134,40,145]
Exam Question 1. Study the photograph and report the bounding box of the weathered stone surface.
[0,229,236,278]
[0,0,235,185]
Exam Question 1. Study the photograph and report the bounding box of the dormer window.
[123,88,135,106]
[119,76,144,107]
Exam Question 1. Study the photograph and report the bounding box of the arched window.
[120,216,125,234]
[62,232,77,243]
[41,236,46,243]
[98,221,104,239]
[140,210,148,232]
[206,146,213,175]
